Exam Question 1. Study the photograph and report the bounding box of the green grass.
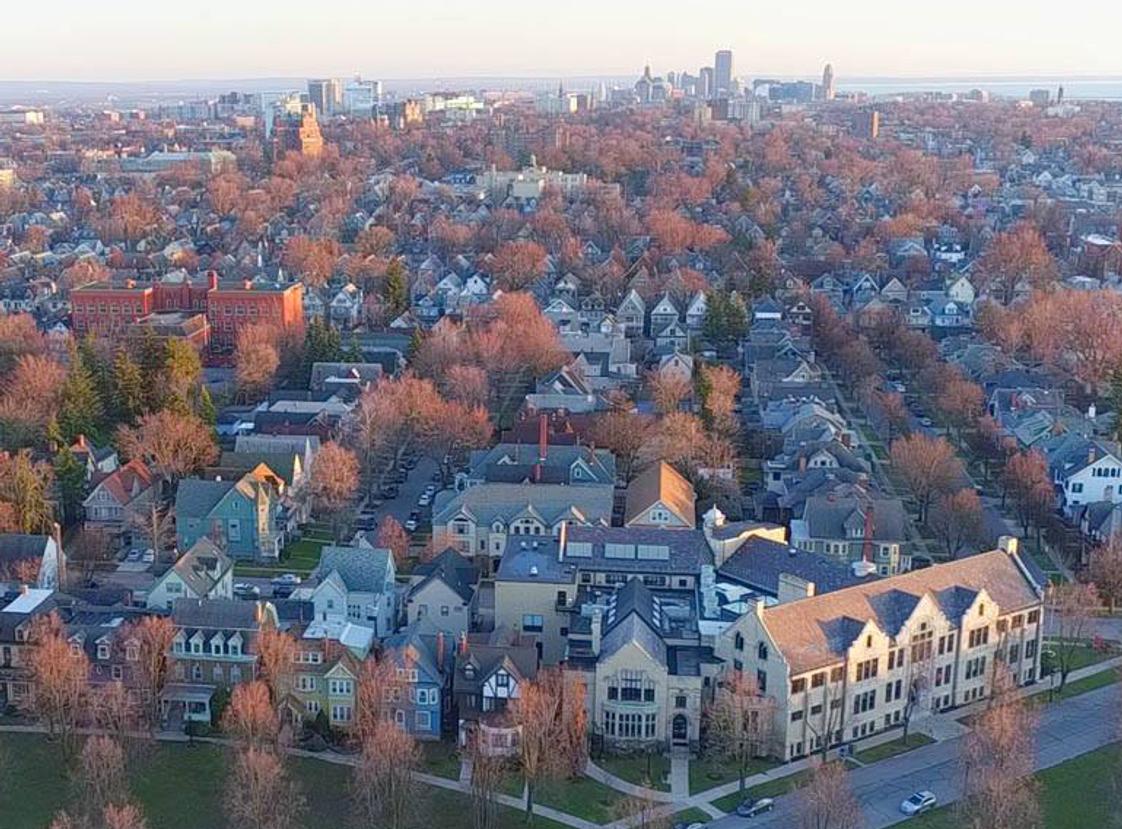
[1038,667,1120,704]
[913,742,1122,829]
[420,740,462,780]
[234,536,328,577]
[594,752,671,791]
[688,754,779,795]
[674,806,712,824]
[711,768,812,812]
[852,732,935,764]
[0,732,566,829]
[534,774,625,824]
[1044,641,1118,672]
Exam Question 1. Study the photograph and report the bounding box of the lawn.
[688,753,779,795]
[420,739,462,780]
[711,768,812,813]
[0,732,566,829]
[534,774,626,824]
[1043,640,1118,672]
[1037,666,1120,704]
[852,732,935,764]
[673,806,711,824]
[234,535,329,577]
[595,751,671,791]
[913,742,1122,829]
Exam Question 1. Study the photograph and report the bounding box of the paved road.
[708,681,1120,829]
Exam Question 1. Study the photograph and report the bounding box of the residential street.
[706,681,1120,829]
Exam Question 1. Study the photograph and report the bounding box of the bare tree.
[125,615,176,732]
[25,613,88,760]
[467,731,509,829]
[611,788,672,829]
[67,525,114,586]
[224,746,305,829]
[223,680,280,749]
[795,759,864,829]
[1047,581,1100,691]
[706,672,776,794]
[309,441,360,540]
[890,434,963,523]
[1088,541,1122,612]
[255,625,296,710]
[958,667,1040,829]
[351,719,420,829]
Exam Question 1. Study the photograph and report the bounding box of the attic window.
[464,664,475,679]
[978,603,985,616]
[865,635,872,648]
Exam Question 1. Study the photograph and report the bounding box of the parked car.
[736,797,775,817]
[272,583,295,599]
[418,493,432,507]
[141,548,155,563]
[380,485,400,499]
[920,416,934,428]
[404,518,419,532]
[125,549,142,563]
[271,573,302,586]
[423,484,437,496]
[900,791,937,816]
[234,583,261,599]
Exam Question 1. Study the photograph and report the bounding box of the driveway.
[706,681,1120,828]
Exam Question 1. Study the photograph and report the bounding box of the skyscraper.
[714,50,733,97]
[822,63,835,101]
[699,67,714,99]
[307,78,342,117]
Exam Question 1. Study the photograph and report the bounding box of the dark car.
[736,797,775,817]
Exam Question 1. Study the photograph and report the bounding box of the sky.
[7,0,1122,82]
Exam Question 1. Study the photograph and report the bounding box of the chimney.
[254,601,265,625]
[243,279,253,290]
[53,522,65,590]
[534,414,548,483]
[798,453,807,473]
[1089,445,1097,466]
[558,522,567,562]
[591,608,603,656]
[1088,403,1097,421]
[458,630,468,656]
[436,630,445,670]
[207,270,218,290]
[998,535,1019,556]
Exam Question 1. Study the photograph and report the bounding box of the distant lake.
[836,77,1122,100]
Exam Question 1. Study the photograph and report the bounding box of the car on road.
[125,549,142,563]
[418,493,432,507]
[735,797,775,817]
[271,573,302,586]
[900,790,937,816]
[672,823,705,829]
[141,548,155,563]
[920,416,934,428]
[234,583,261,599]
[404,518,419,532]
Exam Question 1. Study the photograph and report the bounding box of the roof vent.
[529,565,539,577]
[851,559,877,578]
[788,547,798,556]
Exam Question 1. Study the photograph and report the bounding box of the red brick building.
[71,271,304,354]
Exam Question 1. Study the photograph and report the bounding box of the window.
[791,710,804,722]
[126,645,138,662]
[329,679,354,696]
[305,700,320,715]
[734,633,745,652]
[757,642,768,660]
[331,704,353,723]
[965,656,987,680]
[811,672,825,689]
[810,703,822,715]
[790,678,806,694]
[415,710,432,730]
[756,670,767,694]
[968,627,990,649]
[522,614,544,633]
[675,695,687,709]
[97,643,110,660]
[297,675,316,692]
[830,666,844,683]
[852,689,876,714]
[1028,610,1040,625]
[111,665,123,681]
[856,658,879,681]
[1026,639,1037,659]
[496,672,509,688]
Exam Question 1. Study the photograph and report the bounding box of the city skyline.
[8,0,1122,82]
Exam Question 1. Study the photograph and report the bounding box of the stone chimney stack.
[591,608,603,656]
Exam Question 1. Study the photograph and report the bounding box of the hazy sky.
[8,0,1122,82]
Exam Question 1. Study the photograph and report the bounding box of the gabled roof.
[411,549,479,603]
[624,461,696,527]
[313,545,394,595]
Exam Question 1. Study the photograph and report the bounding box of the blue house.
[174,473,285,560]
[380,617,450,740]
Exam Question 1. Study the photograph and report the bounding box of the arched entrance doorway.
[672,714,688,744]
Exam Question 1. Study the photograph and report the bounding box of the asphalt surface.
[707,681,1120,828]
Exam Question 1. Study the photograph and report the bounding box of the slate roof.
[174,478,235,520]
[433,482,614,530]
[411,549,479,604]
[564,526,714,574]
[717,536,869,597]
[802,496,907,542]
[172,598,263,631]
[168,538,232,597]
[0,534,50,567]
[761,549,1042,674]
[312,545,393,594]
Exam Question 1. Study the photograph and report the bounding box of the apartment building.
[718,538,1045,761]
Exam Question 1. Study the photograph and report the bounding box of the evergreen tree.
[163,339,202,413]
[298,318,343,385]
[133,328,167,411]
[53,446,87,526]
[344,332,364,363]
[78,335,114,413]
[384,257,409,318]
[57,344,105,444]
[407,327,424,361]
[112,349,146,425]
[196,386,217,427]
[702,290,748,348]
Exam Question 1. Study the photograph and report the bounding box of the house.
[624,461,696,529]
[0,588,61,708]
[174,473,285,560]
[146,538,234,610]
[69,434,119,482]
[717,538,1045,761]
[649,293,680,333]
[616,290,646,336]
[1042,434,1122,517]
[466,441,616,487]
[0,534,64,589]
[406,549,480,638]
[685,292,708,331]
[283,632,364,730]
[83,459,157,532]
[431,481,614,562]
[657,351,694,384]
[653,320,689,352]
[380,617,451,740]
[567,578,711,751]
[328,283,363,328]
[166,598,277,723]
[454,630,539,754]
[791,495,910,575]
[305,541,397,636]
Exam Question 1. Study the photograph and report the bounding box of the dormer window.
[463,664,475,679]
[97,643,110,660]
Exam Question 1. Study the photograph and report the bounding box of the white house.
[303,542,397,637]
[146,539,234,610]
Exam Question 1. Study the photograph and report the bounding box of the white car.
[271,573,302,586]
[900,790,936,816]
[404,518,419,532]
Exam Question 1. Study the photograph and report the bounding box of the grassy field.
[710,767,813,813]
[234,533,331,577]
[420,740,462,780]
[913,742,1122,829]
[594,752,672,791]
[688,753,779,794]
[534,775,625,824]
[673,806,711,824]
[853,732,935,764]
[0,732,566,829]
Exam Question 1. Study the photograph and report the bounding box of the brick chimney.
[533,413,548,483]
[458,630,468,656]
